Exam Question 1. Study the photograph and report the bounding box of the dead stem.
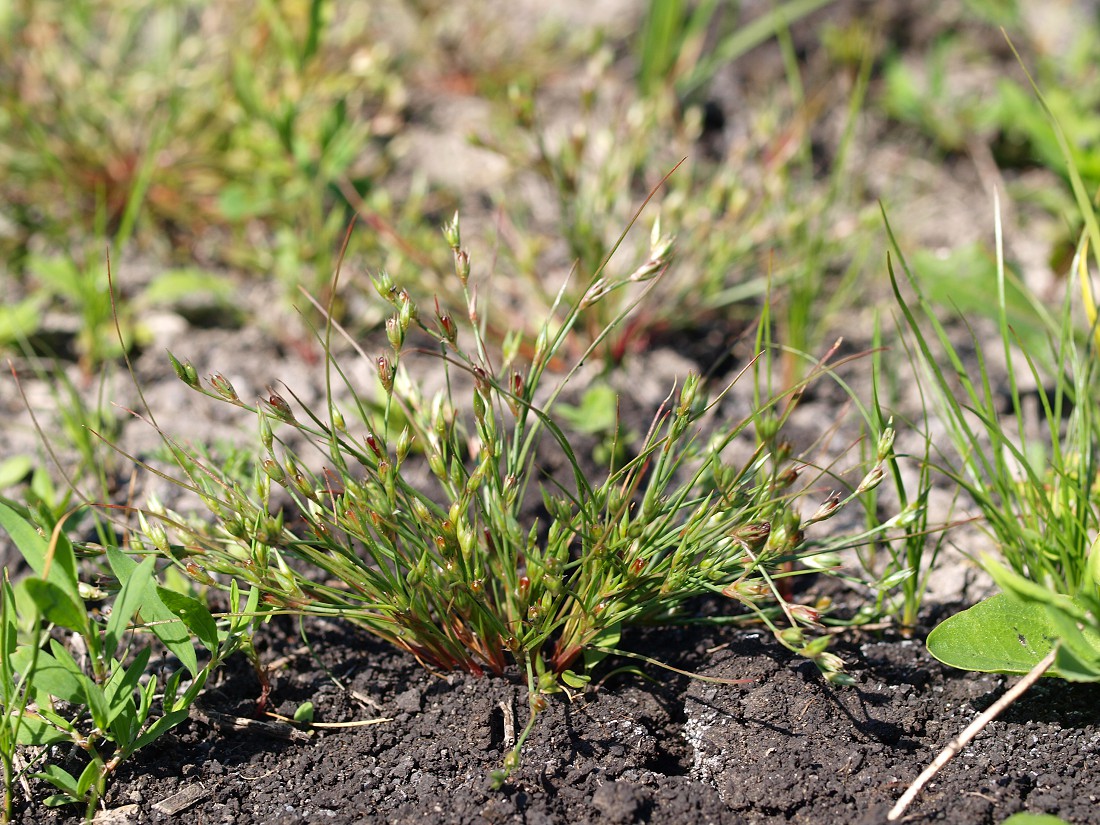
[887,647,1058,821]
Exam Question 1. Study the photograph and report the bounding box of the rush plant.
[132,214,897,782]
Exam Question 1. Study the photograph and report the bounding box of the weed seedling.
[0,503,258,822]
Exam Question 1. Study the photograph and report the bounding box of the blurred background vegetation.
[0,0,1094,376]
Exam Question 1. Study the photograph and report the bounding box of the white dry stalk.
[887,646,1058,821]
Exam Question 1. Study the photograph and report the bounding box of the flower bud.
[806,493,842,525]
[457,518,476,558]
[442,212,461,250]
[733,522,771,549]
[184,561,215,586]
[254,467,271,500]
[396,427,413,464]
[454,250,470,286]
[580,277,610,308]
[629,223,674,282]
[816,652,846,674]
[466,462,485,495]
[365,431,384,458]
[379,459,395,500]
[773,467,799,491]
[377,355,395,394]
[397,289,416,325]
[438,311,458,346]
[877,420,896,461]
[140,513,170,556]
[775,441,792,465]
[779,626,804,647]
[449,457,464,489]
[292,471,313,498]
[789,603,823,627]
[386,316,404,352]
[857,465,885,494]
[260,513,284,545]
[261,458,285,484]
[677,372,699,417]
[722,578,769,602]
[471,366,490,394]
[756,412,779,444]
[371,270,396,301]
[168,351,199,388]
[533,327,550,365]
[258,410,274,451]
[411,498,433,524]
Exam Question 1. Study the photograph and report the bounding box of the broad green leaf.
[42,794,81,808]
[0,502,83,618]
[107,546,199,675]
[157,587,219,653]
[560,670,591,689]
[76,758,101,798]
[293,702,314,723]
[985,560,1100,681]
[1,574,17,698]
[10,645,84,705]
[80,678,110,734]
[105,556,157,663]
[105,647,151,734]
[14,713,70,747]
[1043,608,1100,681]
[928,594,1053,674]
[1001,814,1071,825]
[126,706,190,755]
[22,579,86,635]
[33,763,80,798]
[927,593,1100,679]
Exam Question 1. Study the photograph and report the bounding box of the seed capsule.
[266,391,295,422]
[209,372,239,402]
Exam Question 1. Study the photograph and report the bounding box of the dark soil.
[5,3,1098,824]
[18,612,1100,825]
